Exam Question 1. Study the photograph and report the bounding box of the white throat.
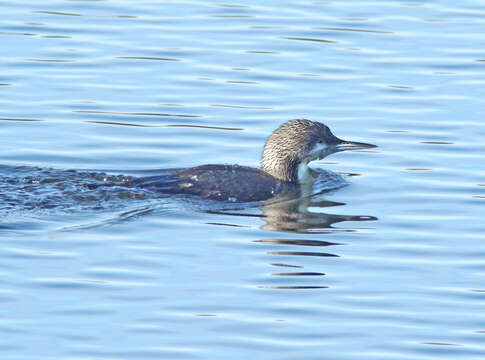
[297,142,329,184]
[297,161,313,184]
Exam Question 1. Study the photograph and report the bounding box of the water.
[1,0,485,358]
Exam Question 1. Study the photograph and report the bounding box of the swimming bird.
[134,119,375,202]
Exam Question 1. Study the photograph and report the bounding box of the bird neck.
[261,155,310,184]
[296,161,314,184]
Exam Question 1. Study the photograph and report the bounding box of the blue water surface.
[1,0,485,359]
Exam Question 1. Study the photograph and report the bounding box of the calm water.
[1,0,485,359]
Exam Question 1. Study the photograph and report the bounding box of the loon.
[133,119,375,202]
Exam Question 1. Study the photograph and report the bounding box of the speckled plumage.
[168,164,289,202]
[261,119,341,182]
[134,119,370,202]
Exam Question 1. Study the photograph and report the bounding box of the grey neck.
[260,119,330,183]
[261,155,301,183]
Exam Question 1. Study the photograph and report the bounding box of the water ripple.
[1,0,485,358]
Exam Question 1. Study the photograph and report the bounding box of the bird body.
[135,119,375,202]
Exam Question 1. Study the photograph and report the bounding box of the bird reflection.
[260,192,376,288]
[207,190,377,290]
[259,193,376,233]
[205,182,376,233]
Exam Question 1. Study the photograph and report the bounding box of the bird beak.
[334,138,376,151]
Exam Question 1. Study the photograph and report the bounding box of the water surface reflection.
[211,191,377,289]
[208,191,377,234]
